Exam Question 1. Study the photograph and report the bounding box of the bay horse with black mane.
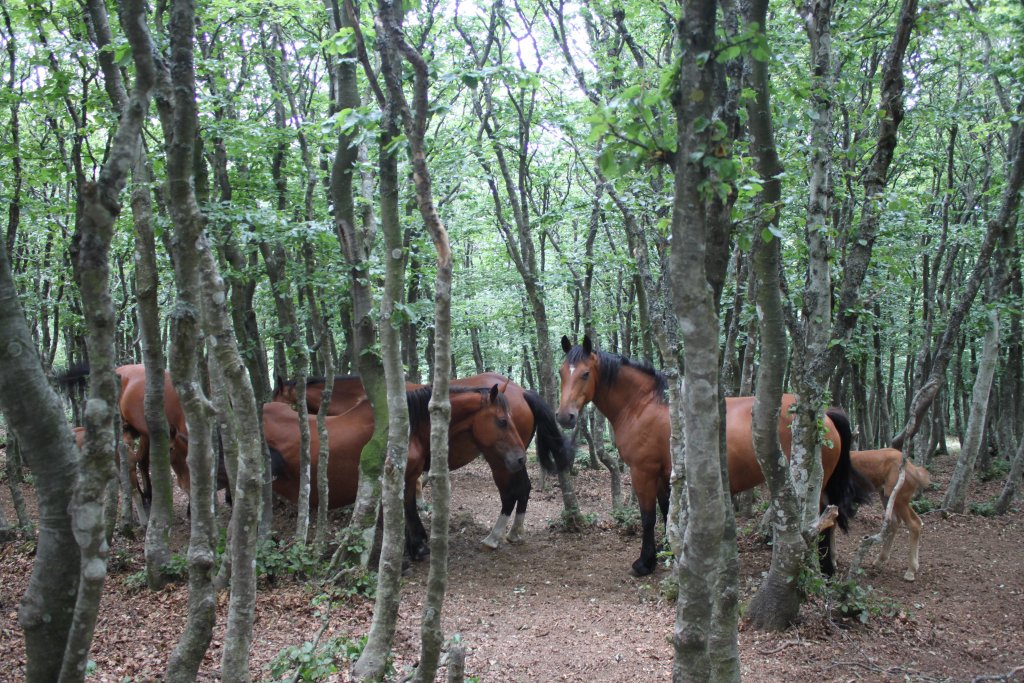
[267,377,572,559]
[59,363,191,509]
[273,372,573,556]
[557,335,872,577]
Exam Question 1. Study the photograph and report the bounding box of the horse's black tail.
[269,446,288,481]
[55,362,91,392]
[523,390,574,473]
[824,408,874,532]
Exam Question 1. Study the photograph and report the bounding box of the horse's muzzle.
[556,411,577,430]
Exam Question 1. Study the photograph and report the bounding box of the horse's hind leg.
[898,504,922,581]
[874,508,901,570]
[818,528,837,576]
[505,470,531,545]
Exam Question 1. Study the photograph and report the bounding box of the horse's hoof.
[480,537,500,550]
[505,534,525,545]
[630,560,655,577]
[903,571,916,582]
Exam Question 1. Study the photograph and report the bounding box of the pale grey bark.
[742,0,809,633]
[350,4,411,676]
[0,200,80,682]
[61,0,160,668]
[370,3,454,680]
[668,0,739,679]
[199,244,264,682]
[133,0,219,676]
[84,0,173,588]
[943,312,1000,512]
[786,0,834,543]
[329,0,389,570]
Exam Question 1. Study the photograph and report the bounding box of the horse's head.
[557,335,598,429]
[467,383,527,473]
[272,375,299,407]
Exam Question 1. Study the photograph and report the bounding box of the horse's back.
[851,448,930,497]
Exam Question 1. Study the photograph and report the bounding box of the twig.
[758,638,810,655]
[972,666,1024,683]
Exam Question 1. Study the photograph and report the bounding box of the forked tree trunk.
[132,0,219,677]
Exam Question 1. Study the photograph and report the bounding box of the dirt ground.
[1,442,1022,683]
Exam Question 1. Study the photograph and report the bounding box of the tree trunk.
[327,0,390,570]
[668,0,740,678]
[0,212,80,683]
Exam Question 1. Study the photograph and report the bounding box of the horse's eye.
[497,418,509,429]
[581,371,590,381]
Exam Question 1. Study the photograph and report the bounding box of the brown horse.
[851,448,931,581]
[557,335,871,577]
[273,372,574,555]
[60,364,190,508]
[265,382,552,559]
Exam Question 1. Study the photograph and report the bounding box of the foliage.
[610,504,641,534]
[800,570,898,626]
[979,458,1010,483]
[969,499,999,517]
[268,635,379,683]
[256,539,322,582]
[910,496,934,515]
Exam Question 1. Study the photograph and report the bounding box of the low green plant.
[268,635,370,682]
[160,553,189,581]
[123,570,148,591]
[910,496,934,514]
[969,499,998,517]
[256,539,320,581]
[802,569,898,625]
[610,505,640,534]
[979,459,1010,482]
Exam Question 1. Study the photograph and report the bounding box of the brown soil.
[1,444,1022,683]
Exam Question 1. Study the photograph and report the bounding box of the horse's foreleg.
[632,481,660,576]
[481,475,519,550]
[874,511,901,569]
[505,470,531,545]
[404,488,430,561]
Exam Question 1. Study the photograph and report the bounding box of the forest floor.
[1,438,1022,683]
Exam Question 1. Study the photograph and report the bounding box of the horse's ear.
[582,335,593,354]
[561,335,572,354]
[500,377,511,393]
[489,383,500,403]
[275,374,284,390]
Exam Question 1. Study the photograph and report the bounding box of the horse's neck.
[592,364,660,429]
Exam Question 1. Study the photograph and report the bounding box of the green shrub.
[910,497,933,514]
[269,636,372,682]
[610,505,640,534]
[969,499,998,517]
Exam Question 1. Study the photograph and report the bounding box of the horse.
[264,381,555,559]
[273,372,573,553]
[59,364,189,508]
[557,335,872,577]
[60,364,229,509]
[851,448,931,581]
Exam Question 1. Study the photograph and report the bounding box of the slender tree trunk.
[350,6,411,674]
[668,0,740,678]
[0,214,79,683]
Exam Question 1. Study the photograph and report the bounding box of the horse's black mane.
[566,345,668,404]
[406,385,510,433]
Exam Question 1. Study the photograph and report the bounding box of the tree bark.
[668,0,740,678]
[943,310,999,512]
[0,204,79,683]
